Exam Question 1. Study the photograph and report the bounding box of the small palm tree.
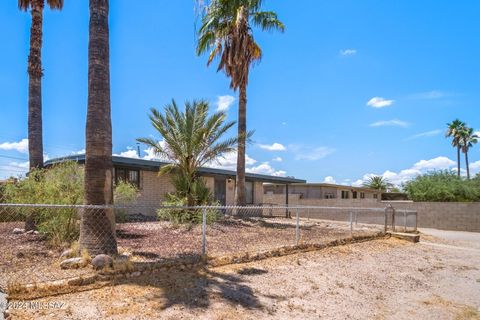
[196,0,284,206]
[459,126,478,179]
[362,176,392,192]
[446,119,466,177]
[19,0,64,169]
[138,100,239,206]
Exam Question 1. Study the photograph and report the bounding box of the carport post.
[295,208,300,245]
[202,208,207,256]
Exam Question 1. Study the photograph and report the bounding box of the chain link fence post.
[202,208,207,257]
[295,208,300,245]
[349,211,353,238]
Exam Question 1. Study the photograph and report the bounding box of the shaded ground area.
[7,229,480,319]
[0,222,93,289]
[0,217,380,288]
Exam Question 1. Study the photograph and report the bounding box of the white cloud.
[366,97,394,108]
[71,149,86,155]
[370,119,410,128]
[323,176,336,184]
[207,151,257,171]
[0,139,29,153]
[351,156,457,187]
[406,129,442,140]
[408,90,447,100]
[272,157,283,162]
[258,143,286,151]
[247,162,286,177]
[294,146,335,161]
[114,150,139,158]
[216,95,235,112]
[339,49,357,56]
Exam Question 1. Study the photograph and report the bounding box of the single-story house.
[264,183,382,201]
[45,155,305,212]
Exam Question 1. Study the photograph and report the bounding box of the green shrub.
[157,193,220,225]
[403,170,480,202]
[113,181,140,223]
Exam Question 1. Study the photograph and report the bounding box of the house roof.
[45,154,306,184]
[265,182,380,193]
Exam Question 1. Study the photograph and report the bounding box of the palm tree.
[459,126,478,179]
[362,176,393,192]
[137,100,238,206]
[79,0,117,256]
[446,119,466,177]
[19,0,64,169]
[196,0,284,206]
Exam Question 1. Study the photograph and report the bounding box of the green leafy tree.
[137,100,239,207]
[362,176,393,192]
[19,0,64,169]
[446,119,466,177]
[459,126,478,179]
[196,0,284,205]
[403,171,480,202]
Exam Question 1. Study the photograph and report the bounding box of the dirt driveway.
[7,230,480,320]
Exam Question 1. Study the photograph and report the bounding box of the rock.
[91,254,113,270]
[60,257,87,269]
[16,252,25,259]
[116,254,130,262]
[25,230,34,235]
[60,249,76,259]
[12,228,25,234]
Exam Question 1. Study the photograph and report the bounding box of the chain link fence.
[0,203,416,289]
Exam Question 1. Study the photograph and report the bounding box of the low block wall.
[263,194,480,232]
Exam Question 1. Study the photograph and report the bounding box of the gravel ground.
[0,217,379,287]
[7,230,480,320]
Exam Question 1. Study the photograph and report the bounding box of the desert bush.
[157,193,220,225]
[113,181,140,223]
[403,171,480,202]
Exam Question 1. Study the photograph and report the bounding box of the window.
[115,167,140,188]
[324,193,335,199]
[360,192,365,199]
[245,181,254,204]
[352,191,357,199]
[373,193,378,199]
[341,190,349,199]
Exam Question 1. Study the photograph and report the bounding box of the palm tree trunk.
[465,150,470,179]
[457,146,461,177]
[27,1,44,170]
[79,0,117,256]
[235,81,247,206]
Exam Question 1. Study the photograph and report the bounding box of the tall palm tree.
[446,119,466,177]
[19,0,64,169]
[362,176,392,192]
[459,126,478,179]
[196,0,284,206]
[79,0,117,256]
[138,100,238,206]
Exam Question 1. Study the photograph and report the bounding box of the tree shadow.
[113,254,264,312]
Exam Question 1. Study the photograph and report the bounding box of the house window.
[341,191,349,199]
[115,167,140,188]
[245,181,254,204]
[324,193,335,199]
[373,193,378,199]
[360,192,365,199]
[352,191,357,199]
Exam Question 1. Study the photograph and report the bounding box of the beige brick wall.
[226,179,235,206]
[263,194,480,232]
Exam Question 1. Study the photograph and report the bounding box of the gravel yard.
[0,217,380,288]
[6,229,480,320]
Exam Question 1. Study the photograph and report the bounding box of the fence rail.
[0,203,416,288]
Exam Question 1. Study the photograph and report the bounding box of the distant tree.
[196,0,284,206]
[446,119,466,177]
[19,0,64,169]
[459,126,478,179]
[403,171,480,202]
[362,176,393,192]
[137,100,239,206]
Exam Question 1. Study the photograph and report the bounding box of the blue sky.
[1,0,479,185]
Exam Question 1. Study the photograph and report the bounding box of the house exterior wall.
[264,184,381,200]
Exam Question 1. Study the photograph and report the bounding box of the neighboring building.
[264,183,382,201]
[45,155,305,215]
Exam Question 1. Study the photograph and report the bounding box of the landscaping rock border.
[6,232,387,300]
